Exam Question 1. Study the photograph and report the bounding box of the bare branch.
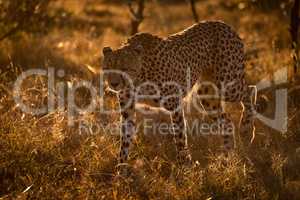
[0,25,21,41]
[127,0,145,35]
[127,0,139,20]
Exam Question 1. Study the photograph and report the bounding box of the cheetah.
[101,21,255,166]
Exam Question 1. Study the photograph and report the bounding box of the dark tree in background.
[0,0,50,41]
[127,0,145,35]
[290,0,300,80]
[187,0,199,23]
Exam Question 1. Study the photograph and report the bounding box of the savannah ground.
[0,0,300,199]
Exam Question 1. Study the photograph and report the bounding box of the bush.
[0,0,51,41]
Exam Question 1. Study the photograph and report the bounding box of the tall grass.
[0,0,299,199]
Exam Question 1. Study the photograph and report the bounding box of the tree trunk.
[290,0,300,79]
[188,0,199,23]
[128,0,145,35]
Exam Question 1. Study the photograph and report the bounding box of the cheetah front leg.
[170,109,191,165]
[164,98,191,165]
[117,88,136,166]
[218,113,235,151]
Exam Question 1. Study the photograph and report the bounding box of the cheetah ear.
[133,44,144,55]
[102,46,113,56]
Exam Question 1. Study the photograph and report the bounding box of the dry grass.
[0,0,300,199]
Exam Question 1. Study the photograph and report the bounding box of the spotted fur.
[102,21,255,166]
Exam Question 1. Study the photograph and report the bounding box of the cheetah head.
[102,45,143,91]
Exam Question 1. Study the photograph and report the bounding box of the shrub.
[0,0,51,41]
